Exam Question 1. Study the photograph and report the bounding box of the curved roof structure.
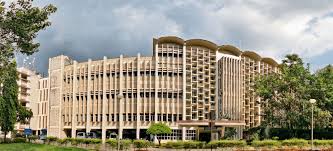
[242,51,261,61]
[261,57,278,66]
[218,45,242,56]
[185,39,218,50]
[154,36,185,45]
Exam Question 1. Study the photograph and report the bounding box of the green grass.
[0,143,87,151]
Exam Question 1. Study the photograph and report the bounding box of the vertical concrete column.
[118,54,123,139]
[71,61,78,138]
[182,127,186,141]
[136,53,141,139]
[182,45,186,120]
[86,59,92,133]
[154,44,158,122]
[102,56,107,143]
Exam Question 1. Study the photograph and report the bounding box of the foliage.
[281,138,308,146]
[223,127,237,139]
[12,137,26,143]
[146,122,172,145]
[0,0,56,71]
[0,0,56,142]
[164,141,205,149]
[254,54,332,129]
[251,139,281,147]
[0,62,18,142]
[133,140,152,149]
[46,136,58,143]
[120,139,132,150]
[208,140,246,148]
[0,143,86,151]
[313,140,333,146]
[27,135,38,142]
[106,139,117,149]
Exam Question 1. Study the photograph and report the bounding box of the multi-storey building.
[16,68,45,134]
[42,36,278,142]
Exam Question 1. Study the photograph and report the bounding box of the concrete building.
[16,67,46,134]
[41,36,278,142]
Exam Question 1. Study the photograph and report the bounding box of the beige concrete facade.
[16,67,47,134]
[24,36,279,141]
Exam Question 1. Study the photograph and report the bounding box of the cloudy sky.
[13,0,333,74]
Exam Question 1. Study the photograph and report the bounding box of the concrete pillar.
[86,59,92,134]
[71,61,78,138]
[182,127,186,141]
[101,56,107,143]
[102,129,106,143]
[136,128,140,139]
[118,128,123,139]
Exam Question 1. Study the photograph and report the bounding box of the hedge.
[313,140,333,146]
[163,141,206,149]
[133,140,152,149]
[46,136,58,143]
[13,137,26,143]
[281,138,308,146]
[106,139,117,149]
[208,140,247,148]
[251,139,281,147]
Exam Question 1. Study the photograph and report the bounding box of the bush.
[251,139,281,147]
[281,138,308,146]
[106,139,118,149]
[183,141,205,149]
[120,139,132,150]
[164,141,184,149]
[133,140,152,149]
[28,135,38,142]
[209,140,247,148]
[313,140,333,146]
[46,136,58,143]
[13,137,26,143]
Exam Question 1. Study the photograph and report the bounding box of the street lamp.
[117,94,123,151]
[309,99,316,151]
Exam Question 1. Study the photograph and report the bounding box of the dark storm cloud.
[13,0,333,74]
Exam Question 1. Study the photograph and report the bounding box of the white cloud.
[12,0,333,72]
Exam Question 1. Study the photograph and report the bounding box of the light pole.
[117,94,123,151]
[309,99,316,151]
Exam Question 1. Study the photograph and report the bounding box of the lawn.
[0,143,87,151]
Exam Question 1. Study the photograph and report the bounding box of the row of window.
[65,113,183,122]
[64,72,184,82]
[157,53,183,58]
[63,92,184,101]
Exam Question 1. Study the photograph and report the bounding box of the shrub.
[164,141,184,149]
[13,137,26,143]
[46,136,58,143]
[281,138,308,147]
[251,139,281,147]
[133,140,152,149]
[207,141,219,149]
[120,139,132,150]
[106,139,118,149]
[183,141,205,149]
[313,140,333,146]
[28,135,38,142]
[272,136,279,140]
[209,140,247,148]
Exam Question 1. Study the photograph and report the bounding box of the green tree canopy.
[0,0,55,141]
[0,0,56,80]
[254,54,332,129]
[146,123,172,145]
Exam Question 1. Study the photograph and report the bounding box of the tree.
[0,62,18,142]
[254,54,332,129]
[146,123,172,146]
[0,0,55,141]
[0,0,56,81]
